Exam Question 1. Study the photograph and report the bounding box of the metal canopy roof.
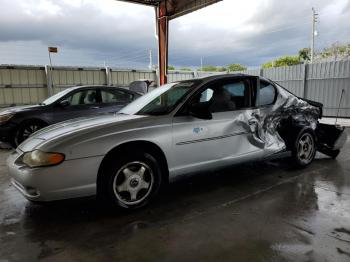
[118,0,222,19]
[116,0,222,84]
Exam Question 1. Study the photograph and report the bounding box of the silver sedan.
[7,74,346,209]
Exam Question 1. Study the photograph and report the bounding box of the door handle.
[90,106,100,109]
[248,118,257,126]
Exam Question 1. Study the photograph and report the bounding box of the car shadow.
[4,153,342,254]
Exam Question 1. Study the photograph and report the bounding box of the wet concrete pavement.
[1,140,350,262]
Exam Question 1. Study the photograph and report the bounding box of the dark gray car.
[0,85,141,146]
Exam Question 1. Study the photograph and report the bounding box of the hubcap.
[113,161,153,205]
[23,125,40,139]
[298,133,314,163]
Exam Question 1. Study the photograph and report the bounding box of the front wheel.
[15,120,47,146]
[98,151,163,209]
[292,130,316,167]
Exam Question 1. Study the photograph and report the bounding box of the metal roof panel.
[116,0,222,19]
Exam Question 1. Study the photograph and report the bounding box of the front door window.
[190,79,252,114]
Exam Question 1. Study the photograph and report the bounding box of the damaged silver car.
[7,74,347,209]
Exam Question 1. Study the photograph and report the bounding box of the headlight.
[0,113,15,123]
[22,150,65,168]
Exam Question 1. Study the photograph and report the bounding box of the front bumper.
[0,122,16,142]
[7,150,104,202]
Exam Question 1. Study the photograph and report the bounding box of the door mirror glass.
[59,100,70,107]
[189,102,212,120]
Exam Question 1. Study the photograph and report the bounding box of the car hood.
[0,105,43,114]
[20,114,145,144]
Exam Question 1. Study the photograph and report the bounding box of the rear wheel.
[98,150,163,209]
[292,130,316,167]
[15,120,47,146]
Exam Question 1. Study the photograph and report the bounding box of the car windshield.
[120,81,196,116]
[41,87,76,105]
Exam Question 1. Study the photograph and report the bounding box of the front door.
[171,77,264,176]
[51,88,103,123]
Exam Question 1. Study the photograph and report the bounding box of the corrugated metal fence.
[1,61,349,117]
[237,61,350,117]
[0,65,197,106]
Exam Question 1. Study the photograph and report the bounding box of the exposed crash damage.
[274,86,346,160]
[226,81,345,161]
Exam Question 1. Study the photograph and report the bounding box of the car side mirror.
[59,100,70,108]
[189,102,212,120]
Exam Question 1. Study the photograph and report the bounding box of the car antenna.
[335,89,345,126]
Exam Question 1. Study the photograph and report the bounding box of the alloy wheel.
[22,125,41,140]
[113,161,154,206]
[298,133,315,164]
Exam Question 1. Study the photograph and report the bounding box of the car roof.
[66,85,140,94]
[176,73,275,86]
[196,73,258,82]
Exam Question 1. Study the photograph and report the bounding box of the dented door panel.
[171,110,264,176]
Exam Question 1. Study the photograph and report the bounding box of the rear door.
[171,77,264,175]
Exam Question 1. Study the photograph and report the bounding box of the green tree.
[216,66,227,72]
[199,65,218,72]
[262,56,301,68]
[298,48,311,62]
[168,65,176,70]
[227,64,247,72]
[262,61,273,69]
[320,43,350,60]
[179,67,192,71]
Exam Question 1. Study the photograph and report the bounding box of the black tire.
[292,130,316,167]
[15,120,47,146]
[97,150,163,210]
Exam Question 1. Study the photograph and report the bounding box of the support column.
[157,1,169,85]
[105,66,111,86]
[44,65,53,97]
[303,63,309,99]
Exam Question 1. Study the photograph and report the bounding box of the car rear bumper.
[7,150,104,202]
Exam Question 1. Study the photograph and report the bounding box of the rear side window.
[66,90,98,105]
[260,81,276,106]
[101,90,133,104]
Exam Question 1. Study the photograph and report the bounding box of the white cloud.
[0,0,349,68]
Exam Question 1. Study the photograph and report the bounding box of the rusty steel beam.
[157,1,169,85]
[117,0,222,18]
[117,0,160,6]
[116,0,222,85]
[168,0,222,20]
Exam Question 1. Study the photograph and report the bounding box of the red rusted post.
[157,1,168,85]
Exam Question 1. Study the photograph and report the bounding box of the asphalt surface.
[1,139,350,262]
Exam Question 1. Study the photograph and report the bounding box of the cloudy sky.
[0,0,349,69]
